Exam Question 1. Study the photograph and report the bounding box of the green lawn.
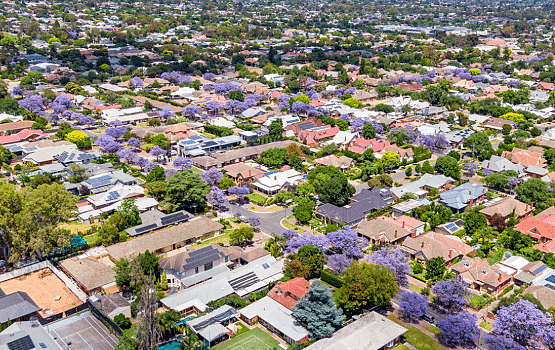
[422,323,441,336]
[230,323,250,339]
[394,345,411,350]
[190,231,232,249]
[59,221,92,235]
[246,193,266,202]
[84,233,99,246]
[387,315,447,350]
[213,328,279,350]
[480,321,493,331]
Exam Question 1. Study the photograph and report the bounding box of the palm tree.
[179,327,201,350]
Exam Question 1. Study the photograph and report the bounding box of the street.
[223,202,293,236]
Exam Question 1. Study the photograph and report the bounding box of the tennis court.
[49,312,118,350]
[213,328,280,350]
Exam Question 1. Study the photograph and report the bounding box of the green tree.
[229,226,254,246]
[68,164,89,183]
[465,210,488,236]
[382,152,400,172]
[292,281,344,339]
[146,165,165,183]
[434,156,460,179]
[425,257,446,283]
[516,178,554,210]
[228,90,244,102]
[65,130,91,148]
[405,167,412,177]
[259,147,288,167]
[499,228,533,251]
[294,197,315,223]
[288,155,303,171]
[114,258,133,290]
[178,327,201,350]
[161,270,168,291]
[114,313,132,330]
[337,261,399,315]
[463,132,494,160]
[0,183,76,261]
[285,259,310,279]
[296,245,325,278]
[164,172,210,212]
[318,176,355,207]
[268,119,283,140]
[144,181,166,201]
[117,198,141,228]
[362,123,376,139]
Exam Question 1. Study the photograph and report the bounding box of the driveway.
[223,202,294,236]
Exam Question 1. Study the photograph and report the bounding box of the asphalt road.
[223,202,293,236]
[391,287,490,350]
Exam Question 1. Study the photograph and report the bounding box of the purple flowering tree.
[158,106,174,119]
[248,217,261,230]
[118,148,137,163]
[77,115,95,126]
[130,77,144,89]
[144,161,157,173]
[182,105,201,119]
[437,311,479,346]
[419,133,450,153]
[225,99,243,114]
[327,254,352,274]
[68,31,77,39]
[105,126,127,140]
[208,186,228,210]
[108,120,123,127]
[326,226,368,259]
[464,162,477,175]
[214,83,241,95]
[507,176,518,194]
[228,186,250,200]
[286,233,329,254]
[204,100,223,115]
[493,300,552,348]
[485,335,526,350]
[165,168,177,178]
[173,156,193,171]
[96,135,120,153]
[149,145,167,162]
[432,277,469,311]
[19,94,45,114]
[49,94,72,115]
[128,137,141,149]
[291,101,308,116]
[11,86,22,96]
[200,167,224,186]
[365,247,411,287]
[202,72,215,81]
[161,71,192,84]
[399,291,429,320]
[136,157,148,169]
[482,168,492,176]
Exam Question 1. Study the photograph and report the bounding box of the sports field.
[213,327,280,350]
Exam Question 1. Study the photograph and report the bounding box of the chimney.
[421,241,425,249]
[487,162,490,169]
[248,169,251,177]
[274,175,277,180]
[498,273,503,282]
[402,221,406,229]
[449,250,453,259]
[469,199,474,208]
[411,231,416,238]
[483,188,485,194]
[395,230,398,238]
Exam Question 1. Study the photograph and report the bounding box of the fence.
[87,300,123,337]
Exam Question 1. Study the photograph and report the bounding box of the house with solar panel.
[159,244,231,290]
[185,305,238,347]
[125,210,189,237]
[177,134,242,157]
[85,184,145,210]
[78,170,137,195]
[56,150,101,167]
[0,321,63,350]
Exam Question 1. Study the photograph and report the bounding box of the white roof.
[86,184,144,208]
[209,117,235,128]
[239,297,308,342]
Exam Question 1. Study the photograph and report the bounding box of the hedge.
[321,268,344,288]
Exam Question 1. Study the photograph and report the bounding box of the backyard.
[387,315,447,350]
[212,328,280,350]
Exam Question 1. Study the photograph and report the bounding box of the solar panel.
[182,247,220,271]
[262,263,270,269]
[228,271,259,290]
[135,223,158,234]
[160,212,188,226]
[533,264,548,275]
[545,275,555,285]
[445,223,458,232]
[7,336,34,350]
[298,122,315,130]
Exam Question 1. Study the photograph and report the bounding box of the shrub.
[321,268,344,288]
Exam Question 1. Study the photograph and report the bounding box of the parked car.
[422,313,435,324]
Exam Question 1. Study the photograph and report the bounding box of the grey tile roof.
[439,182,487,210]
[0,292,40,323]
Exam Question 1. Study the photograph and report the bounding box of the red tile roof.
[267,278,310,310]
[516,215,555,241]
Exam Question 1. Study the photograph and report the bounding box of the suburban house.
[72,170,137,195]
[356,216,412,245]
[515,215,555,253]
[501,147,546,168]
[0,321,63,350]
[227,246,271,266]
[125,210,189,237]
[178,134,243,157]
[381,145,414,161]
[484,117,515,131]
[161,255,284,317]
[526,165,549,179]
[107,217,224,261]
[59,247,118,295]
[90,293,131,319]
[185,305,238,347]
[391,173,454,199]
[0,121,35,135]
[348,138,390,155]
[252,168,304,195]
[479,197,534,222]
[0,292,41,324]
[451,257,513,295]
[22,143,78,166]
[239,296,309,344]
[85,184,144,210]
[481,155,526,176]
[304,311,407,350]
[0,129,48,146]
[391,199,427,218]
[299,125,340,147]
[439,182,488,212]
[402,231,475,265]
[325,130,357,149]
[282,117,324,137]
[315,188,390,226]
[56,151,102,166]
[266,278,310,310]
[160,244,232,290]
[313,154,355,170]
[222,163,265,185]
